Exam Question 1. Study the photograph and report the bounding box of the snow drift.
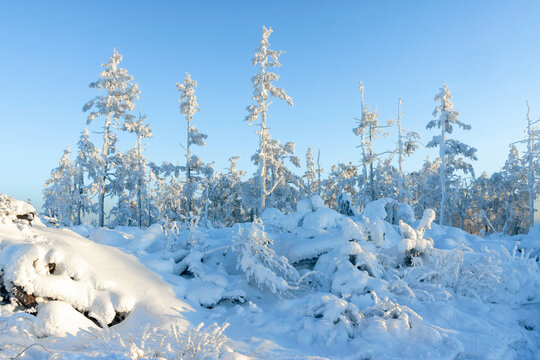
[1,193,539,359]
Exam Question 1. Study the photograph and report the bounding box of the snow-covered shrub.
[233,219,299,296]
[171,322,233,360]
[163,220,181,252]
[299,293,363,344]
[337,193,354,216]
[337,217,366,242]
[399,241,539,304]
[397,209,436,266]
[455,243,539,304]
[313,243,386,302]
[301,207,343,234]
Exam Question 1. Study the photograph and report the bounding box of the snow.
[1,194,539,359]
[37,301,99,337]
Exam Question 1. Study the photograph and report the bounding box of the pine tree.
[245,26,293,215]
[427,85,477,225]
[411,156,441,218]
[353,82,394,203]
[303,147,324,197]
[303,147,316,196]
[501,145,528,234]
[75,128,100,223]
[123,111,153,227]
[207,156,246,226]
[43,147,77,224]
[252,136,301,213]
[177,73,207,220]
[82,49,140,227]
[392,98,420,202]
[511,102,540,231]
[323,162,358,210]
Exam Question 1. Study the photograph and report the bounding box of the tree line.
[42,26,540,235]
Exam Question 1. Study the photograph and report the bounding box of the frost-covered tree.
[501,145,529,234]
[75,128,101,223]
[207,156,246,226]
[427,85,477,225]
[372,160,400,200]
[245,26,294,214]
[391,98,420,202]
[511,102,540,231]
[410,157,441,218]
[198,162,215,226]
[353,82,394,203]
[303,147,324,197]
[150,162,183,223]
[177,73,207,220]
[83,49,140,227]
[43,147,77,224]
[323,162,358,210]
[252,136,301,213]
[123,111,153,226]
[233,219,299,296]
[71,159,87,226]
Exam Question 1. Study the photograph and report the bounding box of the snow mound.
[0,195,191,344]
[37,301,99,337]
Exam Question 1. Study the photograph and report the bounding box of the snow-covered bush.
[233,219,299,296]
[299,293,363,344]
[171,322,234,360]
[397,208,436,266]
[399,241,539,304]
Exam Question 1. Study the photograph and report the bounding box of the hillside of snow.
[1,194,539,359]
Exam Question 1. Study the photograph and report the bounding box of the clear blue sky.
[1,0,540,214]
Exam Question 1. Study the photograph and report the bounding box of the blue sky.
[1,0,540,213]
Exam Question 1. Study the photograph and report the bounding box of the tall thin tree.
[245,26,293,214]
[177,73,207,220]
[427,85,477,226]
[83,49,140,227]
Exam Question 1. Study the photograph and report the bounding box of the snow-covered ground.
[1,194,539,359]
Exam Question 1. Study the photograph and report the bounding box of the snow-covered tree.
[73,155,95,225]
[372,160,400,200]
[150,162,184,223]
[198,162,215,227]
[303,147,324,197]
[410,156,441,218]
[233,219,299,296]
[353,82,394,203]
[75,128,101,223]
[427,85,477,226]
[43,147,77,224]
[391,98,420,202]
[177,73,207,220]
[501,145,529,234]
[323,162,358,211]
[252,136,301,213]
[83,49,140,227]
[511,102,540,231]
[207,156,246,226]
[123,111,153,226]
[245,26,294,215]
